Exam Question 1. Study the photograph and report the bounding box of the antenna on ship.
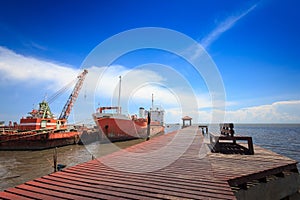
[152,93,154,110]
[118,76,122,114]
[43,93,48,102]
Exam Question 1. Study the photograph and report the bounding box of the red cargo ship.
[93,106,148,142]
[0,70,88,150]
[93,76,164,142]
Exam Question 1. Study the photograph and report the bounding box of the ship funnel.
[139,107,145,118]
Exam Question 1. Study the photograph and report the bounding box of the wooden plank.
[55,169,231,191]
[67,168,231,193]
[61,166,234,196]
[16,183,94,200]
[51,170,235,197]
[4,187,57,200]
[43,174,235,199]
[228,163,298,186]
[24,180,119,199]
[208,143,298,187]
[43,175,161,199]
[0,191,33,200]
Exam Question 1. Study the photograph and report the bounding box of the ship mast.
[117,76,122,114]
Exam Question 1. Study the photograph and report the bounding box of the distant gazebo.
[182,116,192,128]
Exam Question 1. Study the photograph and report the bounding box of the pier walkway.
[0,126,298,199]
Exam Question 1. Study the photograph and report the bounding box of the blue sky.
[0,0,299,123]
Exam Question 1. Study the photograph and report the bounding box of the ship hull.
[95,118,164,142]
[149,124,165,137]
[96,118,146,142]
[0,131,79,150]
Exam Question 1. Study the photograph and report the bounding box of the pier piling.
[53,147,58,172]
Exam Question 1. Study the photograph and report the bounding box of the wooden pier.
[0,126,299,199]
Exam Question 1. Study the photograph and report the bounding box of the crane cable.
[48,79,77,104]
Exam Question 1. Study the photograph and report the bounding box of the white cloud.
[171,100,300,124]
[187,3,258,61]
[201,3,257,49]
[92,65,165,100]
[162,100,300,124]
[87,64,205,107]
[0,46,79,90]
[223,100,300,123]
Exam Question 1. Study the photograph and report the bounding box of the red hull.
[0,131,79,150]
[96,118,146,142]
[95,118,164,142]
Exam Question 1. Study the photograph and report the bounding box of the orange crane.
[59,69,88,120]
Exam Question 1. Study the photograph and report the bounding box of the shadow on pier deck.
[0,126,299,199]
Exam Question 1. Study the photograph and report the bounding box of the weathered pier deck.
[1,126,299,199]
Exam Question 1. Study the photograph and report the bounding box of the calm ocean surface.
[1,124,299,191]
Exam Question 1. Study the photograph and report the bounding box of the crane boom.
[59,69,88,120]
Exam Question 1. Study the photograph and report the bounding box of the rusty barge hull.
[0,131,79,150]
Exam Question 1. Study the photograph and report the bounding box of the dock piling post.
[53,147,58,172]
[146,125,150,141]
[146,112,151,141]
